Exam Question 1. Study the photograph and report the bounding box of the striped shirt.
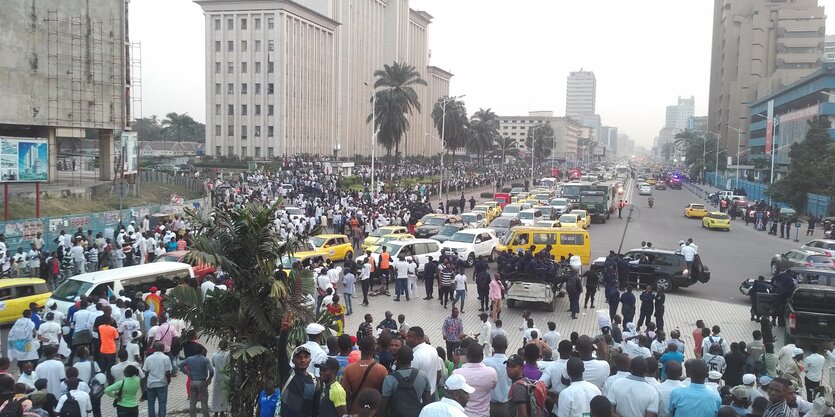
[763,401,791,417]
[440,266,454,287]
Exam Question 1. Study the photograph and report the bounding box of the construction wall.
[0,0,128,130]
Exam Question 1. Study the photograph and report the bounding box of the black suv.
[617,249,710,291]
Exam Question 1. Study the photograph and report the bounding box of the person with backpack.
[55,377,92,417]
[380,345,431,417]
[418,373,473,417]
[505,354,546,417]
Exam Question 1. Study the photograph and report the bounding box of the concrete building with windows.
[687,116,709,132]
[600,126,618,155]
[566,70,596,119]
[0,0,132,182]
[195,0,451,158]
[824,35,835,62]
[665,96,695,130]
[497,111,581,163]
[708,0,825,153]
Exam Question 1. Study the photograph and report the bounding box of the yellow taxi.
[0,278,51,324]
[309,234,355,261]
[702,212,731,231]
[572,209,592,229]
[558,213,581,229]
[362,226,410,251]
[472,204,497,223]
[647,178,657,186]
[364,233,416,253]
[289,239,329,262]
[684,203,709,219]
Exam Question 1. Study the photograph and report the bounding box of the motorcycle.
[648,197,654,208]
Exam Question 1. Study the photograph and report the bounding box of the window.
[241,40,248,52]
[214,125,221,136]
[241,126,247,139]
[241,83,248,94]
[227,18,233,30]
[268,40,274,51]
[268,17,274,29]
[241,104,247,115]
[228,146,233,156]
[255,40,261,52]
[227,83,234,94]
[215,104,221,115]
[255,105,261,115]
[241,146,247,156]
[268,61,274,73]
[268,83,274,94]
[216,146,221,155]
[532,233,556,245]
[227,41,233,52]
[215,41,221,52]
[255,62,261,73]
[214,62,220,73]
[268,147,274,158]
[228,62,234,73]
[227,104,234,115]
[214,19,221,31]
[255,18,261,30]
[560,233,585,245]
[255,126,261,136]
[227,125,234,136]
[255,83,261,94]
[241,62,247,73]
[255,147,261,158]
[268,105,274,115]
[267,126,274,137]
[214,83,221,94]
[511,233,529,246]
[240,18,247,30]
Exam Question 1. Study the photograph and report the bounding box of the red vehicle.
[155,250,217,281]
[494,193,511,208]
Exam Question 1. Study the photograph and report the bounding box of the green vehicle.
[579,185,614,224]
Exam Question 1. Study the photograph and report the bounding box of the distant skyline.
[131,0,835,149]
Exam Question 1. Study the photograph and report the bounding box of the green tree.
[431,96,469,163]
[767,117,835,210]
[467,108,500,164]
[165,202,328,416]
[660,142,676,161]
[162,112,204,142]
[490,137,520,166]
[368,62,427,159]
[524,123,554,161]
[133,115,164,141]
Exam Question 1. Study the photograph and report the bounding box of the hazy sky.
[131,0,835,148]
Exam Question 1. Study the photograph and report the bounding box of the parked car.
[413,214,461,238]
[487,217,522,237]
[429,223,471,244]
[461,212,487,228]
[517,209,543,226]
[441,228,499,266]
[771,249,835,274]
[800,239,835,261]
[355,239,442,274]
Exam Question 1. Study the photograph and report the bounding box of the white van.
[517,209,543,226]
[49,262,195,314]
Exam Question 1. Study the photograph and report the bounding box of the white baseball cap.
[444,374,475,394]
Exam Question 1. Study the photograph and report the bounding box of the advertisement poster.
[118,131,139,175]
[0,137,48,182]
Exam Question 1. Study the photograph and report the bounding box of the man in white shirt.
[602,353,632,397]
[56,377,93,416]
[541,340,573,395]
[655,361,684,417]
[542,321,561,350]
[803,344,826,401]
[680,242,697,270]
[407,326,442,396]
[394,255,410,301]
[577,336,611,390]
[419,374,473,417]
[38,312,63,347]
[558,358,602,417]
[35,345,67,399]
[477,313,492,358]
[200,276,216,299]
[607,357,659,417]
[110,349,146,381]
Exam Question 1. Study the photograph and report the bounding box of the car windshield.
[582,195,605,203]
[309,236,327,247]
[474,206,489,212]
[518,212,534,220]
[424,217,446,226]
[550,199,568,206]
[155,255,181,263]
[379,236,402,244]
[709,213,729,219]
[450,232,475,243]
[690,205,705,210]
[462,214,478,222]
[562,185,581,198]
[370,228,391,237]
[536,194,550,200]
[490,218,511,227]
[559,215,578,223]
[375,243,404,254]
[437,225,460,236]
[503,205,521,214]
[51,279,94,302]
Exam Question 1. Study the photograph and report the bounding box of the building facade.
[665,96,695,130]
[497,112,581,162]
[708,0,825,153]
[687,116,709,132]
[196,0,451,158]
[566,70,596,119]
[824,35,835,62]
[0,0,131,182]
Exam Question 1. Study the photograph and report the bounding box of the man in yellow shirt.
[315,357,347,417]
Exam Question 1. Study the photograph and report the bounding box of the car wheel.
[467,253,476,267]
[771,262,778,275]
[507,299,516,308]
[655,276,672,292]
[344,251,353,262]
[490,248,498,262]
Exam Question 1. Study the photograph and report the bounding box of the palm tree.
[468,108,500,164]
[490,137,520,166]
[525,123,555,161]
[368,62,427,160]
[162,112,199,142]
[431,96,469,163]
[166,202,329,416]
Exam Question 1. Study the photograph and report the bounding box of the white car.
[441,228,499,267]
[284,206,305,221]
[461,212,487,228]
[517,209,543,226]
[638,184,652,196]
[549,198,570,215]
[500,203,531,218]
[354,239,442,273]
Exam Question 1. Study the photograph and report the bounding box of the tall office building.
[824,35,835,62]
[196,0,452,158]
[665,96,695,131]
[708,0,825,152]
[497,111,581,162]
[566,70,596,119]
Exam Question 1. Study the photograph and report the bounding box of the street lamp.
[364,82,377,195]
[714,149,727,186]
[439,94,465,205]
[727,125,744,186]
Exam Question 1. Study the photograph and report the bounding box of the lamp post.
[727,125,744,187]
[714,149,727,187]
[439,95,465,205]
[364,82,377,195]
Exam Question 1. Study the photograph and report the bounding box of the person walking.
[423,256,437,300]
[442,308,464,361]
[618,200,624,219]
[637,285,654,329]
[565,260,582,320]
[209,341,231,417]
[583,267,600,309]
[143,341,173,417]
[489,273,504,321]
[453,267,467,313]
[360,258,371,307]
[105,365,142,417]
[342,267,356,315]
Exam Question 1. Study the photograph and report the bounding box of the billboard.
[0,137,48,183]
[117,131,139,175]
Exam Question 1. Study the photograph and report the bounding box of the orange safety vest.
[380,252,391,269]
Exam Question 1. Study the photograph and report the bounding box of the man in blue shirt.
[669,359,721,417]
[482,334,511,417]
